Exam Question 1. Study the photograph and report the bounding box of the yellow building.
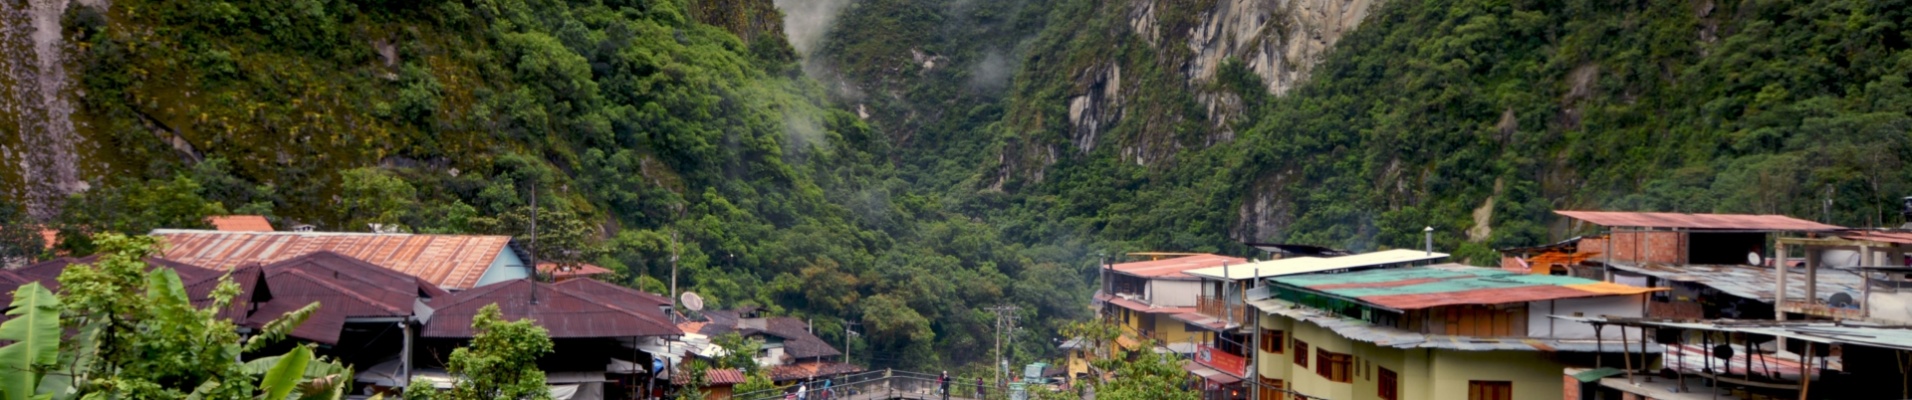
[1244,264,1663,400]
[1091,254,1246,353]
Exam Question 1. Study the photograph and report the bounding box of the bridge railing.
[730,369,1040,400]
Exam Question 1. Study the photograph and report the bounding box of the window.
[1261,329,1285,353]
[1256,377,1285,400]
[1468,381,1512,400]
[1315,349,1351,383]
[1292,340,1309,368]
[1378,367,1399,400]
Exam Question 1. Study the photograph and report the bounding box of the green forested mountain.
[2,0,1909,370]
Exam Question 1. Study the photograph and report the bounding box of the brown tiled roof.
[206,215,274,232]
[1108,254,1247,280]
[767,362,864,381]
[421,279,682,339]
[153,230,512,290]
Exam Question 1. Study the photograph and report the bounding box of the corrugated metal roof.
[676,368,749,385]
[1187,249,1448,280]
[153,230,511,290]
[1250,298,1662,353]
[1550,315,1912,352]
[1095,293,1195,314]
[766,317,842,360]
[1272,264,1663,310]
[7,256,221,295]
[421,279,681,338]
[1601,261,1861,303]
[1837,230,1912,245]
[1108,254,1247,280]
[206,215,274,232]
[1555,210,1844,231]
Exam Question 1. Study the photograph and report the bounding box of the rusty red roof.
[421,279,681,339]
[676,368,749,385]
[1108,254,1248,280]
[552,278,670,307]
[268,251,453,299]
[152,230,512,290]
[1555,210,1844,231]
[8,256,220,294]
[206,215,274,232]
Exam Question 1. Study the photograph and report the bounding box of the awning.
[1181,361,1242,385]
[1169,313,1232,331]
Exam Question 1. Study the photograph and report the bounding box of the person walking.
[797,381,808,400]
[938,371,950,400]
[974,377,986,399]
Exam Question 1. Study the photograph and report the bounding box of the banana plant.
[0,282,60,400]
[0,258,350,399]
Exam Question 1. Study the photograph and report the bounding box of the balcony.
[1194,343,1250,378]
[1196,296,1249,327]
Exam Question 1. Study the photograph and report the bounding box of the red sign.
[1196,344,1248,378]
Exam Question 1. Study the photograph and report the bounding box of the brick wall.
[1562,375,1580,400]
[1581,231,1685,265]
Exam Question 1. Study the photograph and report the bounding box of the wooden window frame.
[1292,340,1309,368]
[1257,377,1285,400]
[1261,329,1285,354]
[1467,380,1513,400]
[1378,367,1399,400]
[1315,348,1351,383]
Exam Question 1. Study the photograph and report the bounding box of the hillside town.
[1078,208,1912,400]
[9,206,1912,400]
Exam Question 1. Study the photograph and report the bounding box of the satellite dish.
[1829,292,1856,309]
[681,292,705,311]
[1747,252,1763,266]
[1713,343,1735,360]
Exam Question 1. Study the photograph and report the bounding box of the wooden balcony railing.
[1196,296,1249,326]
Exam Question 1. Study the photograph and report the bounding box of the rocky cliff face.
[1061,0,1380,165]
[0,0,102,220]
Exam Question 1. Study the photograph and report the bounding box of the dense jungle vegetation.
[3,0,1909,371]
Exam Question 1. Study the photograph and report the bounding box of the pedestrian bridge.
[731,370,1017,400]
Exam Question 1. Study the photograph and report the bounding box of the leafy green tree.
[672,359,709,400]
[710,333,765,374]
[55,175,226,254]
[0,204,46,265]
[443,304,554,400]
[340,167,421,232]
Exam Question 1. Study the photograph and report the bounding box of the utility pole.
[988,304,1020,389]
[528,182,539,304]
[844,320,861,365]
[668,229,680,322]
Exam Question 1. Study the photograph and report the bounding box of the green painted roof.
[1272,264,1611,298]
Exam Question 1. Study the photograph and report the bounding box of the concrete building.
[1246,264,1662,400]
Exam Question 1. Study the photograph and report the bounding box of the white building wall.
[1148,280,1201,307]
[1527,295,1646,339]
